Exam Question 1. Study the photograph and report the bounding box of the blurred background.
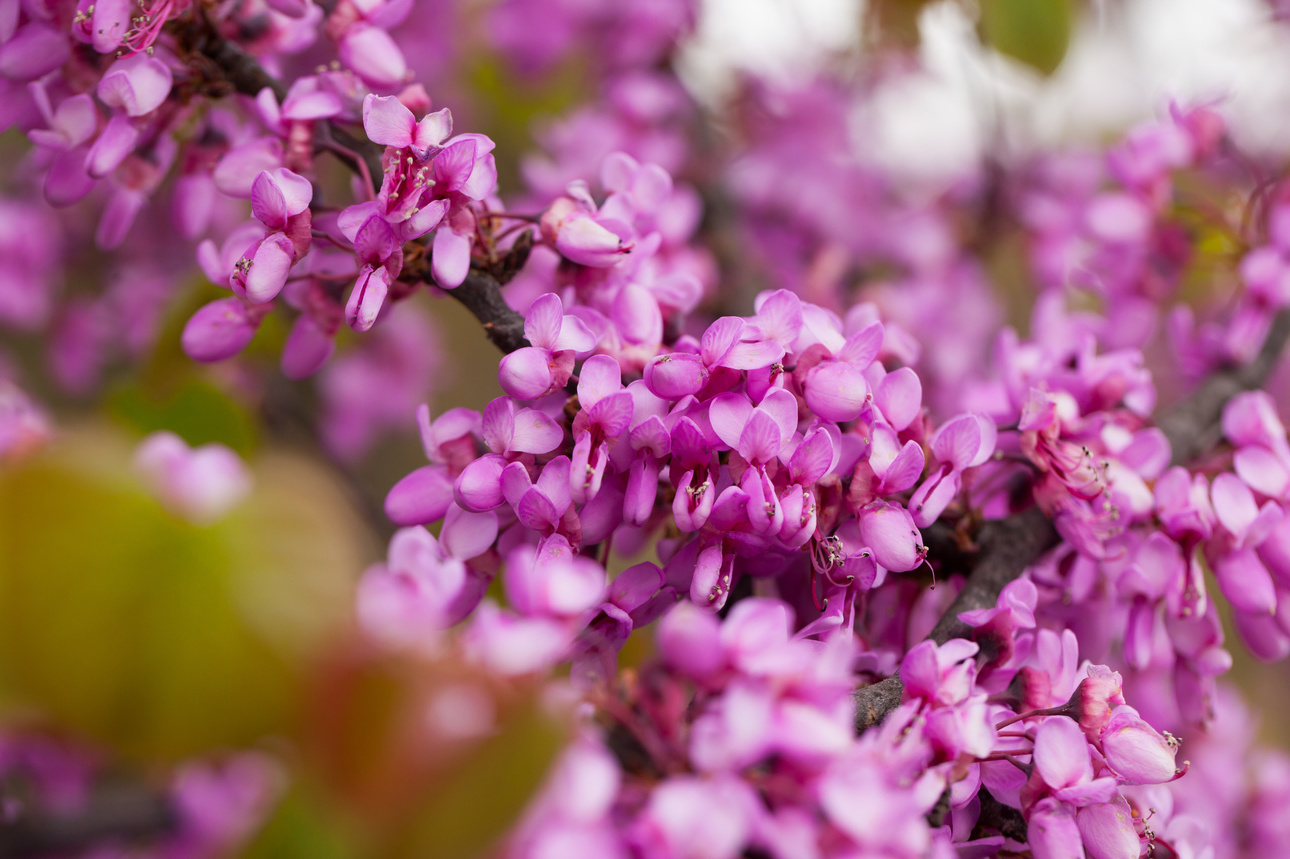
[5,0,1290,855]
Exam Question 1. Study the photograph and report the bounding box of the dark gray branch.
[437,270,529,354]
[1157,309,1290,466]
[0,783,175,859]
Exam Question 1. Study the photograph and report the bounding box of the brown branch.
[853,309,1290,733]
[435,269,529,354]
[1157,309,1290,466]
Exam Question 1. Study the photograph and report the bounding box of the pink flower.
[96,53,173,117]
[134,432,252,525]
[1099,705,1184,784]
[497,293,597,399]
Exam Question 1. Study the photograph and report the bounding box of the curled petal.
[432,228,471,289]
[181,298,260,363]
[97,53,172,117]
[875,367,922,431]
[645,353,708,399]
[344,265,391,332]
[385,465,455,526]
[498,346,556,401]
[362,93,415,149]
[804,362,868,423]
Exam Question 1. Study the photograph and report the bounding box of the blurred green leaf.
[380,703,566,859]
[241,788,359,859]
[0,431,365,761]
[107,378,257,457]
[979,0,1073,76]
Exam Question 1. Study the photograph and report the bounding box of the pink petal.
[657,600,724,678]
[708,393,754,450]
[412,107,453,154]
[700,316,745,364]
[523,292,564,349]
[788,426,837,486]
[1034,716,1093,790]
[1075,798,1141,859]
[837,321,882,367]
[213,138,283,198]
[453,453,506,512]
[874,367,922,431]
[344,265,390,332]
[1235,446,1290,499]
[339,24,408,88]
[1100,706,1180,784]
[280,313,335,379]
[1213,547,1277,615]
[440,507,499,559]
[556,213,632,267]
[881,441,926,494]
[250,170,288,230]
[508,407,563,454]
[0,22,69,81]
[609,562,664,613]
[97,53,172,117]
[612,283,662,346]
[86,113,137,179]
[431,227,471,289]
[758,388,799,446]
[1212,472,1259,542]
[385,465,454,526]
[577,354,621,409]
[181,298,260,363]
[553,314,597,354]
[738,411,783,463]
[498,346,555,401]
[857,502,924,572]
[804,361,868,423]
[361,93,415,149]
[645,352,708,399]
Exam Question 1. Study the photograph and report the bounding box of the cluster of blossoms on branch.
[8,0,1290,856]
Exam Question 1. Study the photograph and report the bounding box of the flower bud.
[1100,705,1183,784]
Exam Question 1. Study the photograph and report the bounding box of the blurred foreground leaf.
[107,378,257,457]
[979,0,1073,76]
[302,649,567,859]
[0,430,366,761]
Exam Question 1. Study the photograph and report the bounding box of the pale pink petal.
[645,352,707,399]
[97,53,172,117]
[440,506,499,559]
[86,113,137,179]
[384,464,454,526]
[875,367,922,431]
[1034,716,1093,789]
[498,346,555,401]
[509,407,564,454]
[181,298,259,363]
[431,227,471,289]
[708,393,754,450]
[804,361,868,423]
[361,93,415,149]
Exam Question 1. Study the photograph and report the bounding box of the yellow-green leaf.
[0,430,367,761]
[979,0,1074,76]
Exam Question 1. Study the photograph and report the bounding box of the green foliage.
[107,378,258,457]
[979,0,1074,76]
[242,789,360,859]
[0,432,364,761]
